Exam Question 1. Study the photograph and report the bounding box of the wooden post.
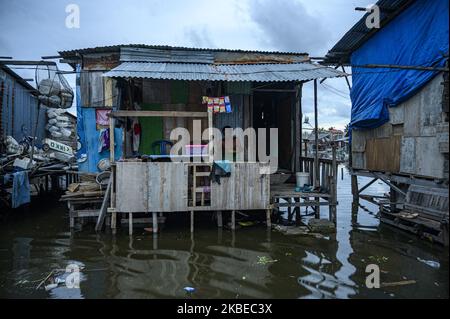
[208,110,213,163]
[111,210,117,230]
[313,80,320,217]
[313,79,319,187]
[266,208,272,228]
[294,83,303,172]
[129,213,133,236]
[231,210,236,230]
[110,116,116,232]
[69,203,75,229]
[330,144,337,224]
[190,211,194,233]
[109,117,115,163]
[152,212,158,234]
[304,140,308,157]
[351,174,359,202]
[95,178,112,231]
[217,211,223,228]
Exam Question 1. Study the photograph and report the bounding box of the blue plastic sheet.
[78,108,123,173]
[12,170,30,208]
[350,0,449,130]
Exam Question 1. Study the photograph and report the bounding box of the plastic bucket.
[296,172,310,188]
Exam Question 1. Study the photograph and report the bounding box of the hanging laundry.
[202,96,232,114]
[207,97,213,112]
[96,109,111,128]
[132,118,141,153]
[224,96,232,113]
[98,128,110,153]
[12,171,30,208]
[219,97,226,113]
[213,98,220,113]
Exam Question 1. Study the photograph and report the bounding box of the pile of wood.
[61,181,104,200]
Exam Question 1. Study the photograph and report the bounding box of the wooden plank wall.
[365,136,401,172]
[116,162,148,212]
[147,162,188,211]
[211,163,270,210]
[115,162,269,212]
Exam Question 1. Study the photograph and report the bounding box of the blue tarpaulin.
[12,171,30,208]
[78,108,123,173]
[350,0,449,130]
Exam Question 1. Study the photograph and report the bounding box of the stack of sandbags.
[38,78,73,109]
[46,109,73,139]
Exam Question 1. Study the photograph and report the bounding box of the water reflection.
[0,166,448,299]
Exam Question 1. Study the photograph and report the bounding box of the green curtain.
[138,103,163,155]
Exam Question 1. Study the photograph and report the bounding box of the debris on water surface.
[257,256,278,265]
[184,286,196,293]
[44,283,58,291]
[417,257,440,269]
[368,255,389,263]
[308,219,336,234]
[381,280,416,288]
[238,221,256,227]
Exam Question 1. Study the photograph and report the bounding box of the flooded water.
[0,166,448,299]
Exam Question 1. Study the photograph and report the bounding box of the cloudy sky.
[0,0,370,129]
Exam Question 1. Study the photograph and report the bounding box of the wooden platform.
[270,183,337,222]
[380,207,449,246]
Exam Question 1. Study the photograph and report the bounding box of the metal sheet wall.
[0,68,45,142]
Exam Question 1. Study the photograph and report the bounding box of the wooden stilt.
[295,198,301,222]
[351,174,359,202]
[266,208,272,227]
[190,211,194,233]
[231,210,236,230]
[152,212,158,233]
[111,211,117,230]
[315,197,320,218]
[69,203,75,229]
[129,213,133,235]
[217,211,223,228]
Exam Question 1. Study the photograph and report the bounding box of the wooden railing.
[299,156,338,193]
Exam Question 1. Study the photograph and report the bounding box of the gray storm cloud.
[248,0,331,54]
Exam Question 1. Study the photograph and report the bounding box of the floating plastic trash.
[184,286,195,293]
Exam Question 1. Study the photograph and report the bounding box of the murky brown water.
[0,166,448,299]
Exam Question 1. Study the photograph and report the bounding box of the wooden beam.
[109,110,208,118]
[352,64,449,72]
[358,178,378,194]
[95,178,112,231]
[373,172,407,197]
[0,60,56,66]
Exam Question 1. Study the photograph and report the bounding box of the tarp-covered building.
[325,0,449,245]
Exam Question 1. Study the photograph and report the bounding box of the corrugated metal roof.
[103,62,345,82]
[59,44,308,57]
[323,0,414,65]
[120,47,215,64]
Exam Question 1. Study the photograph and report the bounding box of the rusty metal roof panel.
[120,47,215,64]
[103,62,346,82]
[59,44,308,57]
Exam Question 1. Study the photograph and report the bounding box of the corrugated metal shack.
[59,44,345,234]
[324,0,449,245]
[0,65,46,145]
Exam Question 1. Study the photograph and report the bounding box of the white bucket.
[296,172,310,188]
